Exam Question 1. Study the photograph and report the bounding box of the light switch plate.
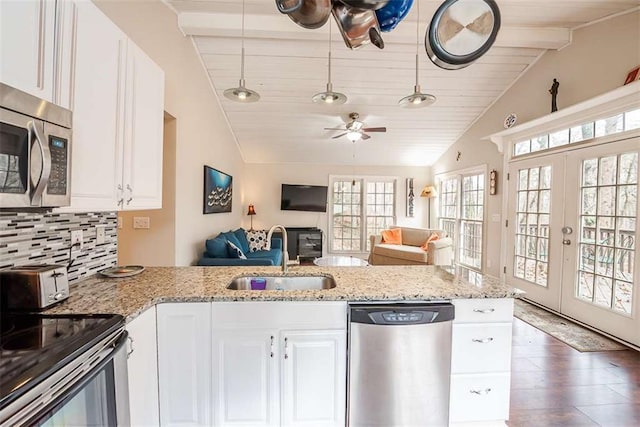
[96,226,106,244]
[71,229,83,250]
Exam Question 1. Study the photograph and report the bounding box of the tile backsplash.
[0,211,117,283]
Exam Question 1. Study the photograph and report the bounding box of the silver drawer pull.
[473,308,495,314]
[470,388,492,395]
[472,337,494,343]
[127,336,135,358]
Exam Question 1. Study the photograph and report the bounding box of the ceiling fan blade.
[324,127,347,131]
[362,127,386,132]
[361,133,371,140]
[332,132,348,139]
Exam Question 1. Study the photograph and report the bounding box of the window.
[330,176,396,253]
[437,170,486,270]
[512,107,640,158]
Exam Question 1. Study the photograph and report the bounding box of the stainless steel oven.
[0,314,130,426]
[0,83,72,208]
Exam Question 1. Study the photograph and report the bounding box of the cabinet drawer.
[449,373,510,423]
[212,301,347,330]
[452,323,512,374]
[452,299,513,323]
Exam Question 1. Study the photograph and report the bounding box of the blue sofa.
[197,228,283,266]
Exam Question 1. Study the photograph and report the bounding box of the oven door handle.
[28,120,51,206]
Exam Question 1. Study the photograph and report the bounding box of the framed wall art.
[406,178,415,217]
[203,165,233,214]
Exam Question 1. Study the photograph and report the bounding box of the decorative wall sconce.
[489,170,497,195]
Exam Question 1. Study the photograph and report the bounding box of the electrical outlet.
[133,216,150,229]
[96,226,106,245]
[117,217,123,229]
[71,229,83,250]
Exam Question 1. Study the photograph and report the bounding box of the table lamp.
[247,204,256,230]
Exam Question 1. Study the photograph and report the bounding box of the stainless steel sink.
[227,275,336,290]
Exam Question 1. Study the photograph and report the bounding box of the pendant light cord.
[240,0,245,81]
[415,0,420,87]
[328,21,332,86]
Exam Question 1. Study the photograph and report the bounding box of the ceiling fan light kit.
[224,0,260,103]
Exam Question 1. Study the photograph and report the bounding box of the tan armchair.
[368,226,453,266]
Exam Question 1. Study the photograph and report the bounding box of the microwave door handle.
[28,121,51,206]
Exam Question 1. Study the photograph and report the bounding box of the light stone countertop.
[45,265,524,322]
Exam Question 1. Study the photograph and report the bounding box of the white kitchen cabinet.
[69,0,126,212]
[122,41,164,210]
[0,0,55,101]
[450,298,514,426]
[64,0,164,212]
[157,303,212,427]
[126,306,160,426]
[211,302,347,427]
[212,329,279,426]
[281,330,346,427]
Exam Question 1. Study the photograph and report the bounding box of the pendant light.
[312,20,347,105]
[224,0,260,103]
[399,0,435,108]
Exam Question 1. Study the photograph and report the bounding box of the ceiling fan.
[325,112,387,141]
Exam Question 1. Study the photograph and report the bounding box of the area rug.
[513,299,628,352]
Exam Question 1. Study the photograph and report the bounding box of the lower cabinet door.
[212,329,280,427]
[449,373,511,423]
[280,330,347,427]
[126,307,160,426]
[157,303,212,426]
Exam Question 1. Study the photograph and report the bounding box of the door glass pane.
[513,166,550,287]
[577,153,637,314]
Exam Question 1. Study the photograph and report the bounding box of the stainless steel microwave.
[0,83,72,208]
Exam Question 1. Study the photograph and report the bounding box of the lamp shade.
[420,185,438,198]
[247,204,256,215]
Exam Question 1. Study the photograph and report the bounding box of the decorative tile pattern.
[0,211,117,283]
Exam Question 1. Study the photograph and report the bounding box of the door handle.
[562,239,571,246]
[28,121,51,206]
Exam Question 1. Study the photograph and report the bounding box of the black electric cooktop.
[0,313,124,410]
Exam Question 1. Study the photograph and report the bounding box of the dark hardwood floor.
[509,317,640,426]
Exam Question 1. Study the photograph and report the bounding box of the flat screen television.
[281,184,328,212]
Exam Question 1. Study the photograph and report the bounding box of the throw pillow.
[381,228,402,245]
[221,231,243,250]
[205,236,228,258]
[226,240,247,259]
[420,233,440,251]
[233,228,250,254]
[246,229,268,253]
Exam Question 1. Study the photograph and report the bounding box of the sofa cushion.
[205,236,228,258]
[246,229,268,252]
[219,231,243,250]
[381,228,402,244]
[246,248,283,265]
[400,227,432,246]
[232,228,250,253]
[227,241,247,259]
[373,244,429,263]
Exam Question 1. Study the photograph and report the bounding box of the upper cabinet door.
[0,0,56,101]
[122,41,164,210]
[280,330,347,427]
[68,0,126,212]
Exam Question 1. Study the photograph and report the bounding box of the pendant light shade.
[224,0,260,103]
[312,21,347,105]
[399,1,435,108]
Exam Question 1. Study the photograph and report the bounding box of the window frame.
[328,175,397,254]
[435,166,487,271]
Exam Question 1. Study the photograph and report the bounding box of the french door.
[507,137,639,346]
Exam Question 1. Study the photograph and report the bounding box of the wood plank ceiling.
[166,0,640,166]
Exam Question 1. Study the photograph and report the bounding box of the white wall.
[243,163,431,256]
[95,0,245,265]
[431,11,640,277]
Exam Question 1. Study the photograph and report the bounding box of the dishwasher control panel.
[350,303,455,325]
[382,311,424,323]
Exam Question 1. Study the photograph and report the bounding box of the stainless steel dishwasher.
[348,302,455,426]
